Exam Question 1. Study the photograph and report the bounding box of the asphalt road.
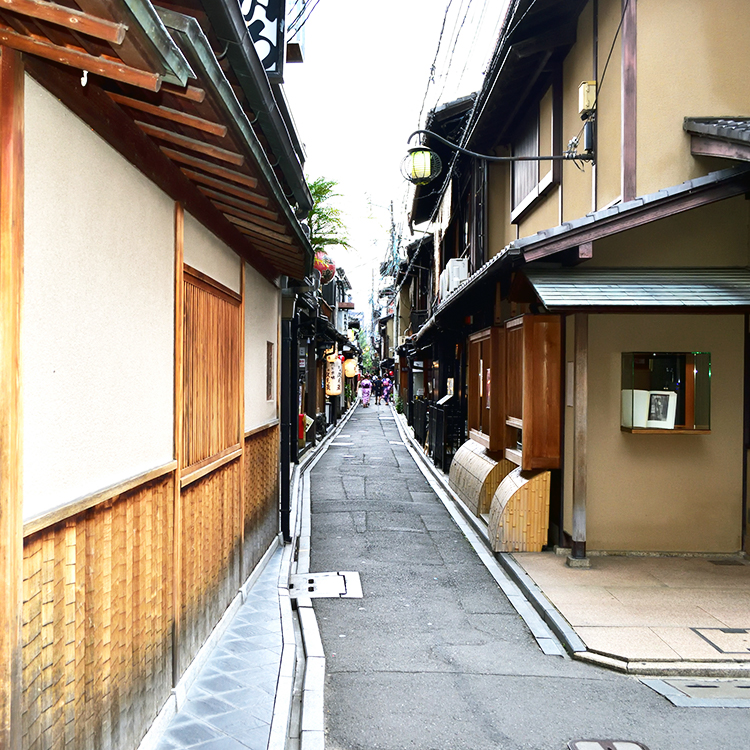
[309,404,748,750]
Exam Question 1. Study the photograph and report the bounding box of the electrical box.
[578,81,596,116]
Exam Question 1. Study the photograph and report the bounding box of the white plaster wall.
[22,76,175,522]
[245,263,279,431]
[184,212,241,293]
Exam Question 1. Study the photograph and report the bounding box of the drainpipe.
[280,289,297,543]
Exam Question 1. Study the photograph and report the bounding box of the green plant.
[307,177,351,251]
[394,394,404,414]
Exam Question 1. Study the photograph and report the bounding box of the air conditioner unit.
[440,258,469,301]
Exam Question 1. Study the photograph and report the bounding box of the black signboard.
[240,0,286,82]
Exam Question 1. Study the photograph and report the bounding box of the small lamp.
[401,146,442,185]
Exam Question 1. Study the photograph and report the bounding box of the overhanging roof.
[412,166,750,343]
[519,268,750,311]
[685,117,750,163]
[21,1,314,283]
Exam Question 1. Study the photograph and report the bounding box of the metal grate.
[289,571,362,599]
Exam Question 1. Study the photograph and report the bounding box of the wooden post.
[0,46,24,750]
[622,0,637,201]
[569,313,590,567]
[238,262,246,582]
[172,203,184,685]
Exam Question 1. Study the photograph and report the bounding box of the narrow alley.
[306,403,749,750]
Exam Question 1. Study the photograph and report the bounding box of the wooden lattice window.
[182,266,241,470]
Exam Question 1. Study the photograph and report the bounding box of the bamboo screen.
[21,475,173,750]
[242,424,280,580]
[177,462,241,678]
[182,271,241,470]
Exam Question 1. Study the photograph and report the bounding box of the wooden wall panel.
[242,425,280,580]
[21,474,174,750]
[177,461,241,678]
[182,272,241,470]
[505,325,524,421]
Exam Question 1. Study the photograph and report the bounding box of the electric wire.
[434,0,475,105]
[417,0,456,129]
[288,0,322,41]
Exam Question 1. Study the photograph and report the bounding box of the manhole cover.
[568,742,650,750]
[641,678,750,708]
[692,627,750,653]
[289,571,362,599]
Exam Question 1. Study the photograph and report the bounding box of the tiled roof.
[684,118,750,143]
[509,165,750,253]
[523,268,750,309]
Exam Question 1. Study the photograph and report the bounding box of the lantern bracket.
[407,129,595,164]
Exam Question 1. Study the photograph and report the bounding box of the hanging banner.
[326,358,343,396]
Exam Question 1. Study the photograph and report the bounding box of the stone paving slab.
[151,551,284,750]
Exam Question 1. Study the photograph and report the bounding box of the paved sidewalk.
[150,549,286,750]
[515,551,750,672]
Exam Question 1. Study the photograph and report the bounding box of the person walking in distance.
[373,375,383,405]
[382,375,392,405]
[359,374,372,408]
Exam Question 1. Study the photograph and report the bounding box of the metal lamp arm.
[407,129,593,161]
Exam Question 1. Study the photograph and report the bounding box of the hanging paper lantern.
[314,250,336,284]
[343,358,359,379]
[325,358,343,396]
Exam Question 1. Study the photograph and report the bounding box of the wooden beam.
[0,0,127,44]
[22,461,177,537]
[569,313,588,566]
[238,261,245,586]
[0,47,24,750]
[691,135,750,163]
[160,147,258,189]
[225,213,293,244]
[172,202,184,687]
[180,167,268,206]
[160,82,205,103]
[198,185,279,221]
[0,26,160,90]
[622,0,637,201]
[213,200,286,233]
[136,120,244,165]
[107,91,227,137]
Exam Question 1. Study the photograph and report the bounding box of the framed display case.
[621,351,711,433]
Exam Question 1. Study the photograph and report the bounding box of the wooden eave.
[18,0,312,283]
[0,0,191,90]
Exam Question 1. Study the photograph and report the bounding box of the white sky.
[283,0,510,320]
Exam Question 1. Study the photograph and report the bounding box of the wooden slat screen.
[182,270,241,470]
[21,475,173,750]
[242,424,280,580]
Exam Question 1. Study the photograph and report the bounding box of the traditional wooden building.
[0,1,314,747]
[406,0,750,560]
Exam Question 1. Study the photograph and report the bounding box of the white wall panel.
[245,263,279,431]
[183,211,241,293]
[22,76,175,522]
